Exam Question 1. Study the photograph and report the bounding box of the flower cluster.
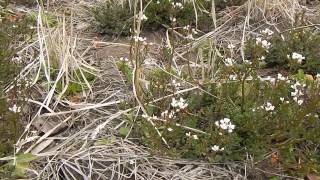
[9,104,21,113]
[259,76,276,84]
[224,58,235,67]
[185,132,199,140]
[139,14,148,21]
[132,36,147,42]
[256,37,271,49]
[261,28,274,36]
[277,73,287,81]
[161,110,176,119]
[171,97,188,110]
[263,102,275,111]
[215,118,235,133]
[227,43,235,49]
[290,81,305,105]
[211,145,224,152]
[171,2,183,9]
[288,52,305,64]
[171,79,181,88]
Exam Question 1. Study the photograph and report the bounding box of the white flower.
[244,60,252,65]
[186,34,194,40]
[229,74,237,81]
[186,132,191,137]
[259,56,266,61]
[260,76,275,83]
[191,28,198,35]
[192,135,198,140]
[211,145,224,152]
[277,73,286,81]
[261,28,274,36]
[132,36,147,42]
[183,25,190,30]
[172,2,183,9]
[280,97,285,102]
[290,52,305,64]
[161,110,169,117]
[227,44,235,49]
[297,99,303,105]
[9,104,21,113]
[211,145,220,151]
[264,102,275,111]
[261,40,271,49]
[256,37,262,44]
[225,58,234,67]
[256,37,271,49]
[170,17,176,22]
[215,118,235,133]
[140,14,148,21]
[168,111,175,119]
[167,127,173,132]
[171,97,188,109]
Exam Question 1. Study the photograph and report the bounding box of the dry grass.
[3,0,319,179]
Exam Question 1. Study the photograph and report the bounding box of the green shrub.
[0,5,34,161]
[91,0,215,36]
[91,1,133,36]
[120,26,320,176]
[246,28,320,75]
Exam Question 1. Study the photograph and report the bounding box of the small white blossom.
[277,73,286,81]
[9,104,21,113]
[167,127,173,132]
[170,17,176,22]
[191,28,198,35]
[256,37,271,49]
[211,145,220,151]
[183,25,190,30]
[140,14,148,21]
[261,28,274,36]
[225,58,234,67]
[171,97,188,109]
[229,74,237,81]
[290,52,305,64]
[132,36,147,42]
[261,40,271,49]
[227,43,235,49]
[186,132,191,137]
[264,102,275,111]
[244,60,252,65]
[168,111,175,119]
[215,118,235,133]
[259,56,266,61]
[161,110,169,117]
[192,135,198,140]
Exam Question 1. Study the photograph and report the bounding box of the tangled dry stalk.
[4,0,319,179]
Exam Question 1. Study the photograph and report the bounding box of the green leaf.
[15,153,37,163]
[118,127,130,137]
